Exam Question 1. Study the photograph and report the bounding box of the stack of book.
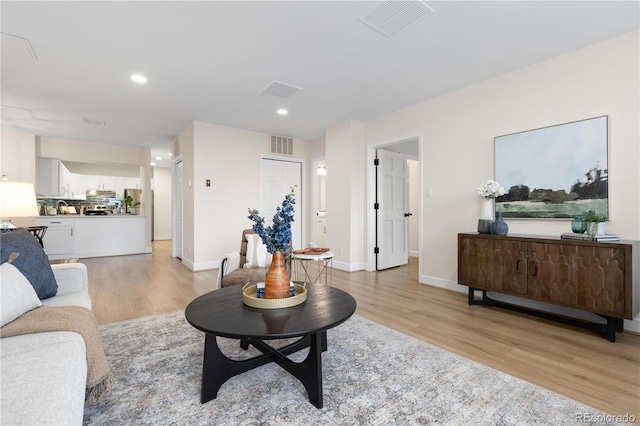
[561,233,620,242]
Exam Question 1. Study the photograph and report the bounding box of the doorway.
[260,157,303,250]
[311,157,326,247]
[367,137,421,276]
[172,159,183,259]
[375,149,410,270]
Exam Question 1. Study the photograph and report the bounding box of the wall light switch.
[426,187,433,197]
[188,180,192,187]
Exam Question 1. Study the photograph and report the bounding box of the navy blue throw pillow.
[0,229,58,299]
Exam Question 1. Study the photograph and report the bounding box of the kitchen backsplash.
[38,190,121,215]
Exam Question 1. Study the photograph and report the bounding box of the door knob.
[404,213,413,217]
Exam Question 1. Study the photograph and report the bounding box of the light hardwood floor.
[82,240,640,420]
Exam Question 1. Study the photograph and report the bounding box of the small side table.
[291,251,334,285]
[26,226,48,248]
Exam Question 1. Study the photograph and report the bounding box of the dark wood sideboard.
[458,233,639,342]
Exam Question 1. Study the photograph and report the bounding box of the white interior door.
[376,149,409,270]
[261,159,302,251]
[174,160,183,259]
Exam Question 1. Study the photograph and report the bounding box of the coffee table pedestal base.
[201,331,328,408]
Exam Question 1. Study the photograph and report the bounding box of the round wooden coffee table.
[185,284,356,409]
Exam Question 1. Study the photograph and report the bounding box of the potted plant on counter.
[583,210,607,239]
[123,195,141,214]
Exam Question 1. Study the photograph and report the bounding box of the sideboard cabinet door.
[527,243,626,317]
[459,236,527,296]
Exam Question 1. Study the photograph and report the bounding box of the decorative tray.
[293,247,330,255]
[241,282,307,309]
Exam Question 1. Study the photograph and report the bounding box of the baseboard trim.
[332,260,364,272]
[192,260,220,271]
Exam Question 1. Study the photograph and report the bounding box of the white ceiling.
[1,1,638,169]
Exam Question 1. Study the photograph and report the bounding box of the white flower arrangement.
[476,180,505,199]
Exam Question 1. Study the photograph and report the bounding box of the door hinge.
[374,202,379,210]
[374,158,379,166]
[374,247,379,254]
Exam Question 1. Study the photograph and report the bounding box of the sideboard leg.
[605,318,617,342]
[468,287,490,306]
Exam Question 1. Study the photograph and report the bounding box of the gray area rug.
[84,310,613,425]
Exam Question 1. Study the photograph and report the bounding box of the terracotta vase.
[265,251,290,299]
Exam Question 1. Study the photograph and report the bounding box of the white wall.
[177,121,310,271]
[364,30,639,281]
[153,167,172,240]
[177,123,195,267]
[325,119,365,271]
[0,132,37,182]
[37,136,146,165]
[63,161,140,177]
[362,30,640,329]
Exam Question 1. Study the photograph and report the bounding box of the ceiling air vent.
[261,81,302,99]
[82,118,106,126]
[270,135,294,156]
[359,0,434,38]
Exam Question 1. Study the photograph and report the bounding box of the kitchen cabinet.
[73,216,145,258]
[116,177,140,199]
[35,218,74,256]
[37,158,70,197]
[34,216,145,260]
[84,175,116,191]
[85,175,139,199]
[458,233,639,341]
[115,178,125,200]
[123,177,140,189]
[67,173,86,200]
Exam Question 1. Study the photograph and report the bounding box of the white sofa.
[1,263,92,426]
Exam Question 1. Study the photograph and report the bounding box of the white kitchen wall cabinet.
[123,177,140,189]
[68,173,86,200]
[114,178,125,200]
[37,158,70,197]
[84,175,116,191]
[117,177,140,199]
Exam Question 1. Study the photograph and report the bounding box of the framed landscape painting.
[495,116,608,219]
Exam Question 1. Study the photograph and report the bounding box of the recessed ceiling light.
[131,74,147,84]
[150,162,156,166]
[155,156,162,160]
[277,109,288,115]
[169,153,172,156]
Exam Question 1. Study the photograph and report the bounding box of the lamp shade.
[0,181,39,222]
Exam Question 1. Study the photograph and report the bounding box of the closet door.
[261,158,302,250]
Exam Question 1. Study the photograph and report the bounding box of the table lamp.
[0,181,40,229]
